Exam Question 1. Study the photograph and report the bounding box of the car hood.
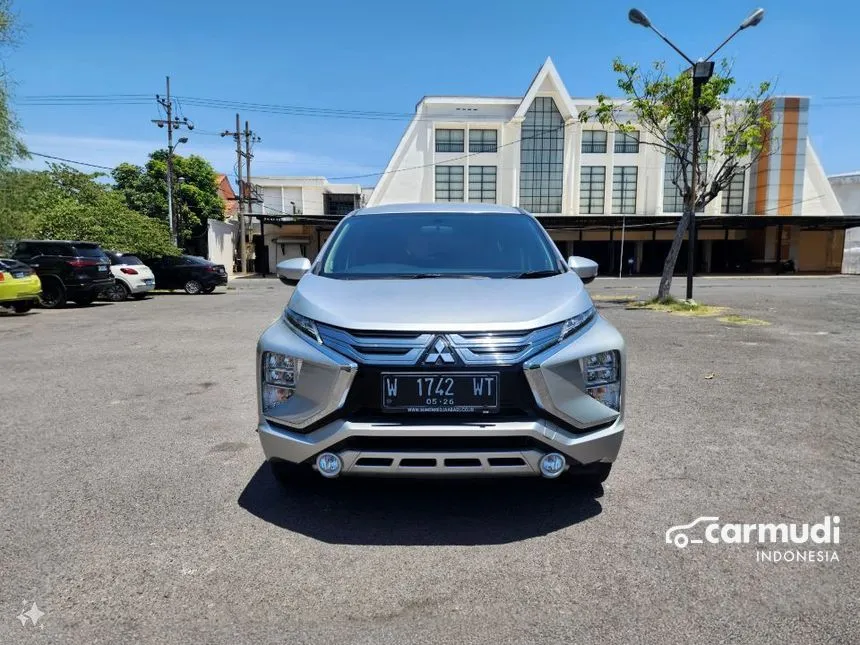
[287,272,593,332]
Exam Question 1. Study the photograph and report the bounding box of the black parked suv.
[140,255,228,294]
[13,240,114,308]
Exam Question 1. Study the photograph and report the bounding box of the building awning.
[534,215,860,231]
[253,212,860,230]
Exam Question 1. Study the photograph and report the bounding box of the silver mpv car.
[256,204,625,486]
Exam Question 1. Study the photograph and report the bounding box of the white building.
[368,58,855,274]
[245,177,370,273]
[829,172,860,273]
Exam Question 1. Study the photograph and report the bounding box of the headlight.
[559,306,596,340]
[263,351,301,387]
[284,307,322,343]
[261,351,302,412]
[580,350,621,411]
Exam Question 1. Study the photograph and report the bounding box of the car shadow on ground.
[238,463,603,546]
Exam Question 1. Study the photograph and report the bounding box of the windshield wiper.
[506,269,561,279]
[396,273,489,279]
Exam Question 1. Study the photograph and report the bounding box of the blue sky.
[7,0,860,185]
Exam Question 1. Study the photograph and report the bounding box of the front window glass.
[319,213,564,279]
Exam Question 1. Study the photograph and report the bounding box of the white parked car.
[102,251,156,301]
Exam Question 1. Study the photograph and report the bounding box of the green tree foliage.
[0,165,178,256]
[581,59,773,298]
[113,150,225,251]
[0,0,27,169]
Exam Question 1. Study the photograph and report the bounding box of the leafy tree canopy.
[113,150,225,251]
[0,165,178,257]
[0,0,27,169]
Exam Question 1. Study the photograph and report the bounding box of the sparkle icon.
[17,602,44,627]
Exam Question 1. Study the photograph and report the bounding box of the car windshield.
[319,213,565,279]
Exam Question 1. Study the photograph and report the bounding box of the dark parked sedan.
[140,255,228,294]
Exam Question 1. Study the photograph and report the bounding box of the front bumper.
[259,416,624,477]
[256,314,626,477]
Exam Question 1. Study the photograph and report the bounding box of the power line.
[28,151,114,170]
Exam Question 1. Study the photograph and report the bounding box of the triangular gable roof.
[513,57,577,120]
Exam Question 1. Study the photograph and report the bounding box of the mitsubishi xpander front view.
[256,204,625,486]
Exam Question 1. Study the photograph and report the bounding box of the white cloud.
[19,133,381,181]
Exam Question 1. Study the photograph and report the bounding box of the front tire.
[567,462,612,487]
[184,279,203,295]
[39,279,66,309]
[12,301,34,314]
[201,285,216,294]
[269,460,313,488]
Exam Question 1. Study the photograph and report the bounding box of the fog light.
[539,452,566,478]
[316,452,342,478]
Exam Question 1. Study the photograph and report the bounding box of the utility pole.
[154,76,193,247]
[222,114,246,272]
[243,120,262,274]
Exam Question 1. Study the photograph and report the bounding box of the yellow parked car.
[0,258,42,313]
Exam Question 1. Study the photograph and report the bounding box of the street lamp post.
[628,7,764,300]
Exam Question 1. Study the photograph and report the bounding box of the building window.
[519,97,564,213]
[722,170,745,214]
[469,129,498,153]
[469,166,497,203]
[663,124,710,212]
[435,166,464,202]
[614,131,640,153]
[581,130,607,153]
[435,129,464,153]
[579,166,605,214]
[612,166,638,214]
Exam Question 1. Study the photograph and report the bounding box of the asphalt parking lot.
[1,276,858,644]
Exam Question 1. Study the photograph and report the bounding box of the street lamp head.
[177,137,189,145]
[628,8,651,28]
[740,8,765,29]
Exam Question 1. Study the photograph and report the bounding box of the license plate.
[144,279,154,285]
[381,372,500,413]
[98,265,107,271]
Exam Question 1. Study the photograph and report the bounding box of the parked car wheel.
[12,301,34,314]
[131,293,148,301]
[201,285,216,294]
[39,279,66,309]
[104,281,129,302]
[567,463,612,488]
[184,279,203,295]
[269,460,313,488]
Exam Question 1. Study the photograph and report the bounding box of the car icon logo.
[665,516,720,548]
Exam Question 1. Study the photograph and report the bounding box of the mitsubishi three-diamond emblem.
[423,336,457,365]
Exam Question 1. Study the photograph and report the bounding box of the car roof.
[18,240,102,246]
[352,203,525,217]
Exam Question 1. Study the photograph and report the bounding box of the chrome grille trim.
[316,322,564,366]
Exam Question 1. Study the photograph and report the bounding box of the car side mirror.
[568,256,598,284]
[276,257,312,286]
